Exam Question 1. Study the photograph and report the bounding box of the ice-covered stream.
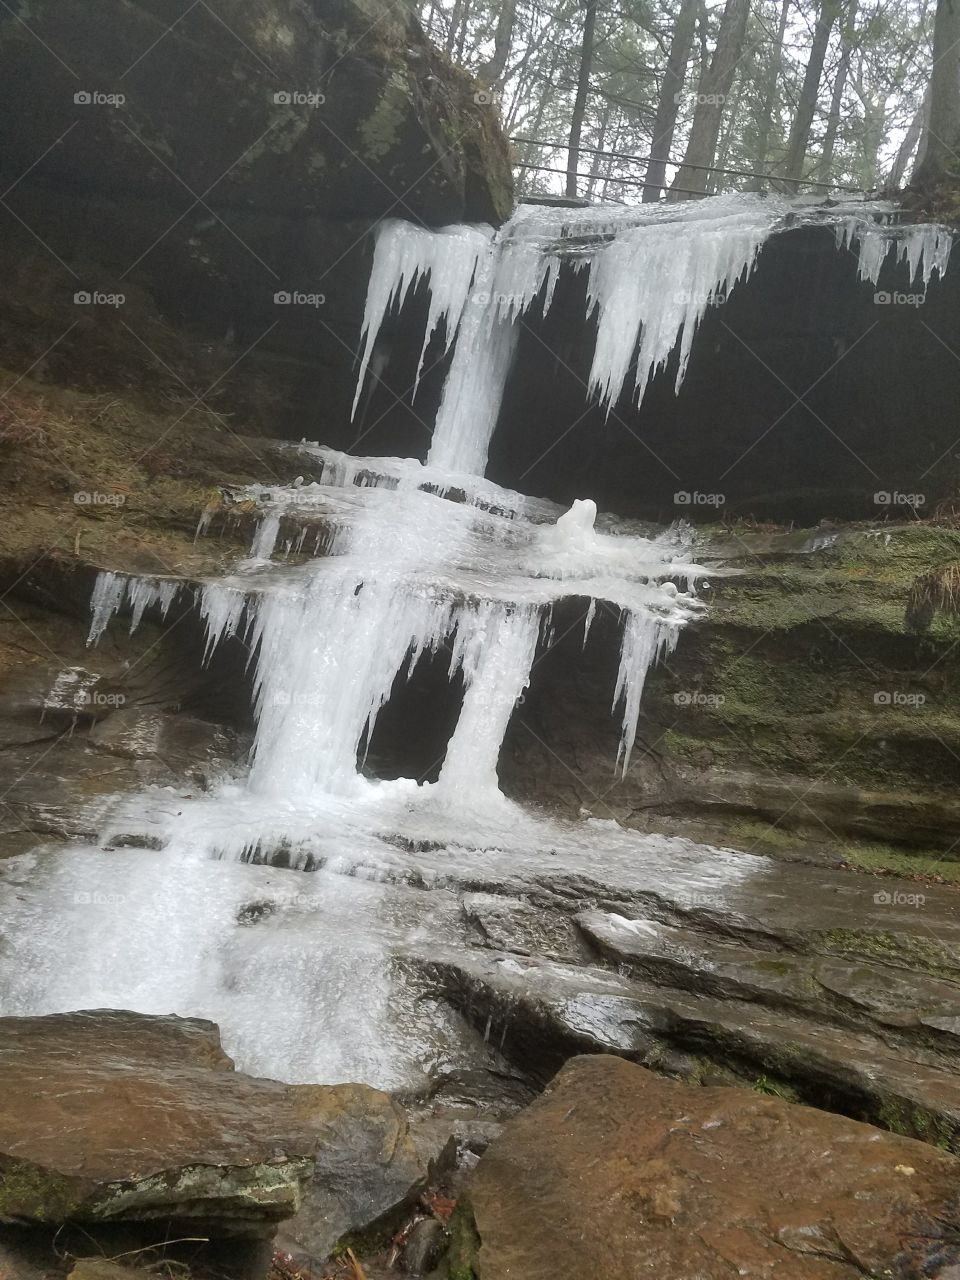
[0,194,952,1089]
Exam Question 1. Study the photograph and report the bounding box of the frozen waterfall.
[354,194,953,475]
[5,191,950,1093]
[85,192,954,810]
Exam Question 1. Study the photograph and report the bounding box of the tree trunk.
[586,101,614,198]
[747,0,790,186]
[896,96,931,185]
[816,0,858,183]
[894,91,929,185]
[455,0,472,63]
[444,0,465,56]
[642,0,699,201]
[913,0,960,185]
[478,0,517,87]
[566,0,599,198]
[782,0,843,188]
[711,84,744,191]
[669,0,751,199]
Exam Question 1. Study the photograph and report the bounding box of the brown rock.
[0,1010,314,1233]
[68,1262,139,1280]
[458,1055,960,1279]
[277,1084,455,1268]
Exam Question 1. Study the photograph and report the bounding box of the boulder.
[0,0,512,225]
[0,0,513,441]
[455,1054,960,1280]
[0,1010,314,1233]
[277,1083,455,1267]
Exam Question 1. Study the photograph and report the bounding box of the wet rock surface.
[503,522,960,868]
[0,1009,314,1232]
[276,1084,456,1269]
[455,1054,960,1280]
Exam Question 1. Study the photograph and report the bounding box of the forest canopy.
[419,0,960,202]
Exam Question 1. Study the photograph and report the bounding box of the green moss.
[445,1198,481,1280]
[815,928,960,979]
[751,1074,801,1102]
[0,1160,84,1220]
[876,1098,959,1151]
[359,74,410,162]
[839,842,960,882]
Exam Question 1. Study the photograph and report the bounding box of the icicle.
[247,573,457,797]
[87,571,125,645]
[427,220,568,474]
[837,216,953,287]
[249,511,282,561]
[199,583,250,664]
[583,599,597,647]
[351,220,492,419]
[614,609,681,775]
[586,205,776,412]
[438,602,541,802]
[127,578,178,634]
[87,572,179,644]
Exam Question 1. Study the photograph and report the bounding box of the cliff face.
[0,0,513,223]
[0,0,513,440]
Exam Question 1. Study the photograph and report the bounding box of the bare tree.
[783,0,843,187]
[642,0,699,200]
[478,0,518,86]
[566,0,599,197]
[892,90,928,185]
[669,0,751,198]
[748,0,792,187]
[914,0,960,184]
[817,0,859,182]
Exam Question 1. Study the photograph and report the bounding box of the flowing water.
[0,195,951,1087]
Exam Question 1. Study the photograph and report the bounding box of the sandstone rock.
[0,1010,314,1233]
[419,941,960,1142]
[577,909,960,1044]
[276,1083,455,1268]
[456,1055,960,1279]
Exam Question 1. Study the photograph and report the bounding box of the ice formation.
[12,191,948,1091]
[351,220,492,417]
[89,480,706,795]
[86,193,954,810]
[347,195,954,475]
